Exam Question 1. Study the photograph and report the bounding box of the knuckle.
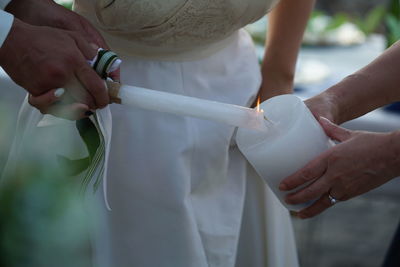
[64,53,80,66]
[328,152,341,163]
[42,62,68,82]
[300,170,313,182]
[53,18,69,30]
[323,196,333,206]
[67,31,80,41]
[303,187,315,197]
[77,65,92,77]
[330,173,342,182]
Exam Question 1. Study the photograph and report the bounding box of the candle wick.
[263,115,275,125]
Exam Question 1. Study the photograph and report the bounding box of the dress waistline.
[99,28,240,62]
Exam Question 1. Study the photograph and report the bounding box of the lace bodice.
[74,0,279,60]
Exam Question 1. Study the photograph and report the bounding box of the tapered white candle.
[108,81,266,130]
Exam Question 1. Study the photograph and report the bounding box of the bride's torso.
[74,0,279,60]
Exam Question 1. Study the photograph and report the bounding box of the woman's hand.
[279,117,400,219]
[28,88,93,120]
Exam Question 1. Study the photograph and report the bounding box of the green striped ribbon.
[92,49,119,79]
[76,50,119,192]
[80,113,106,193]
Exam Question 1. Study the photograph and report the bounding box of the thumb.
[319,117,353,142]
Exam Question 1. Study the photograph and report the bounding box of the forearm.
[261,0,315,98]
[321,41,400,124]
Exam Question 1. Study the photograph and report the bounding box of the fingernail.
[319,116,330,122]
[279,183,288,191]
[90,43,100,50]
[85,111,94,116]
[54,88,65,98]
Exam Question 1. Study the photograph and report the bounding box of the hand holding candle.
[236,95,334,211]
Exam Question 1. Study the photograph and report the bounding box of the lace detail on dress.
[95,0,189,32]
[94,0,278,48]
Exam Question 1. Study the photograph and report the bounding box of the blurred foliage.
[55,0,73,10]
[0,107,93,267]
[248,4,396,48]
[0,159,92,267]
[386,15,400,45]
[308,8,385,35]
[62,3,73,10]
[386,0,400,46]
[354,6,386,35]
[324,12,349,31]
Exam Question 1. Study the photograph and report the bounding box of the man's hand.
[6,0,120,80]
[0,18,109,112]
[279,117,400,219]
[2,0,120,119]
[5,0,108,49]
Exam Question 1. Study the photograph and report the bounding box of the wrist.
[318,89,342,124]
[323,75,366,124]
[389,130,400,158]
[260,67,294,101]
[5,0,52,12]
[384,130,400,178]
[5,0,56,26]
[261,65,295,86]
[0,17,23,63]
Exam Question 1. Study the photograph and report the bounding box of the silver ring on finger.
[328,193,339,205]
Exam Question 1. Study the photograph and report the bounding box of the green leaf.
[385,15,400,46]
[310,10,325,20]
[326,13,348,31]
[388,0,400,20]
[362,6,386,35]
[53,118,101,178]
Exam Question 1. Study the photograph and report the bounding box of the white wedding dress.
[5,0,299,266]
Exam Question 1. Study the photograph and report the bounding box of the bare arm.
[260,0,315,100]
[307,41,400,124]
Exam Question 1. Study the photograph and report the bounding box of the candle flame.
[256,96,261,112]
[255,96,273,125]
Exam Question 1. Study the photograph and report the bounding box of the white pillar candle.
[236,95,334,211]
[117,84,266,130]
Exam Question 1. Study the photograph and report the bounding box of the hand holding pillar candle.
[236,95,334,211]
